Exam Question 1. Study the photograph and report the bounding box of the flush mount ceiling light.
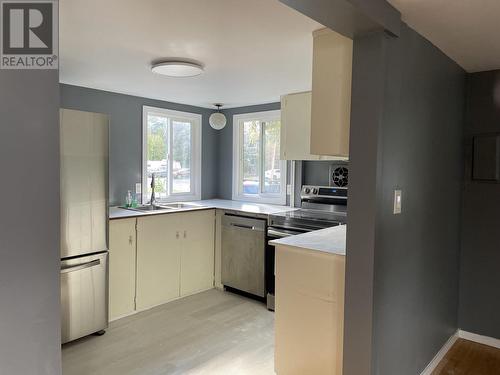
[209,104,227,130]
[151,60,204,77]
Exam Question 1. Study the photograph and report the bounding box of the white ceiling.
[59,0,322,108]
[388,0,500,73]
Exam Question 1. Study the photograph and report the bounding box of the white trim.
[420,331,459,375]
[142,106,202,203]
[459,330,500,349]
[231,110,287,205]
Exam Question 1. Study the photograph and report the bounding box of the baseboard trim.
[420,331,459,375]
[459,330,500,349]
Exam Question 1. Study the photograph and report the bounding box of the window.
[142,106,201,203]
[232,110,286,205]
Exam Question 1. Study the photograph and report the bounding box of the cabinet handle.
[183,230,187,239]
[128,235,133,245]
[176,231,180,239]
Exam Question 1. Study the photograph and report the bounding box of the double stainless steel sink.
[123,202,201,212]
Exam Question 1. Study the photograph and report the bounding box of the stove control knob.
[305,188,311,194]
[312,188,318,194]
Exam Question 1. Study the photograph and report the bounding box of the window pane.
[147,115,168,200]
[263,120,281,194]
[172,120,192,194]
[242,120,260,194]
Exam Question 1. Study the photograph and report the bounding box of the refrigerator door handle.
[60,259,101,274]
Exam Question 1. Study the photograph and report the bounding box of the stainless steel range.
[266,184,348,310]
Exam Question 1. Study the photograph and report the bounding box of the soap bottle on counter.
[125,190,132,207]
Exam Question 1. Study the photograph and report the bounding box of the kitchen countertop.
[109,199,297,219]
[270,225,346,256]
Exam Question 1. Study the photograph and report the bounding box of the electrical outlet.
[135,182,142,194]
[393,189,402,214]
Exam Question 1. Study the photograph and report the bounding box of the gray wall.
[345,24,465,375]
[60,84,219,206]
[370,24,465,375]
[459,70,500,340]
[0,71,62,373]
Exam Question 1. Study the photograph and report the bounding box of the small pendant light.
[209,104,227,130]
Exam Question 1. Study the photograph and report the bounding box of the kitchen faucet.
[150,173,156,206]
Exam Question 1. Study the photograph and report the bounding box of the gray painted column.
[343,31,388,375]
[279,0,400,38]
[0,70,61,373]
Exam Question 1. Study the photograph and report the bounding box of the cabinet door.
[179,210,215,296]
[136,214,181,310]
[310,28,352,158]
[108,218,136,321]
[280,92,320,161]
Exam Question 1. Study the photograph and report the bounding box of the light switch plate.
[135,182,142,194]
[286,184,292,195]
[393,189,402,214]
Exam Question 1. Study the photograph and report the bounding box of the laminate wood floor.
[433,338,500,375]
[62,289,275,375]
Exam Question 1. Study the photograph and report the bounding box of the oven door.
[266,227,307,311]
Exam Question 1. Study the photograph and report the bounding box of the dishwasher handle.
[230,222,263,231]
[61,259,101,274]
[267,229,296,238]
[222,214,266,232]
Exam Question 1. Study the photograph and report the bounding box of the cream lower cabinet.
[179,210,215,296]
[109,218,137,321]
[135,209,215,311]
[136,214,182,311]
[275,245,345,375]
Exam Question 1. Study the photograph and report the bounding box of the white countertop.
[109,199,297,219]
[270,225,346,256]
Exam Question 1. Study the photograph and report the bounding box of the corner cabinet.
[109,218,137,321]
[109,209,216,318]
[310,28,353,158]
[135,209,215,311]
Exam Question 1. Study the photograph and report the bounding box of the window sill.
[143,194,201,204]
[232,194,286,206]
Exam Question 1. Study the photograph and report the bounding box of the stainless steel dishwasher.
[221,213,267,298]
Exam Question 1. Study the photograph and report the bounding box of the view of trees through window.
[146,114,192,200]
[241,119,281,195]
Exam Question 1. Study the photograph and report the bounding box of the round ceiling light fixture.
[209,104,227,130]
[151,60,204,77]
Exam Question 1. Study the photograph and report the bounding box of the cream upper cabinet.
[281,92,320,161]
[109,218,137,321]
[179,210,215,296]
[310,28,353,158]
[281,92,348,161]
[136,214,182,310]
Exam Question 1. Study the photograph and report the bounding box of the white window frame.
[142,106,202,203]
[232,110,286,205]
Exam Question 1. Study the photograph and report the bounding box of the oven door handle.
[267,229,295,239]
